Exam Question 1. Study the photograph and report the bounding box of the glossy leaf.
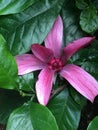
[0,0,64,55]
[71,40,98,80]
[6,102,59,130]
[0,34,18,89]
[75,0,88,10]
[80,5,98,33]
[0,89,28,124]
[0,0,37,15]
[48,88,85,130]
[87,116,98,130]
[61,0,98,82]
[19,73,35,91]
[69,86,86,107]
[92,0,98,9]
[61,0,85,46]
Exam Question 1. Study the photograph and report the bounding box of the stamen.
[48,58,63,71]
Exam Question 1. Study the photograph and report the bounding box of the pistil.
[48,58,63,71]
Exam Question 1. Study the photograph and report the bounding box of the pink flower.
[16,16,98,106]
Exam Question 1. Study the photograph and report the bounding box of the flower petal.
[36,67,54,105]
[31,44,53,63]
[63,37,95,61]
[16,54,45,75]
[45,16,63,57]
[60,64,98,102]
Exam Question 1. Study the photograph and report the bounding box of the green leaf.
[0,89,28,124]
[6,102,59,130]
[91,0,98,10]
[61,0,85,46]
[0,0,37,15]
[0,0,64,55]
[19,73,35,91]
[0,34,18,89]
[87,116,98,130]
[80,5,98,33]
[48,88,85,130]
[69,87,86,108]
[75,0,88,10]
[71,40,98,80]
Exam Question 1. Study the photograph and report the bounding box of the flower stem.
[50,85,65,99]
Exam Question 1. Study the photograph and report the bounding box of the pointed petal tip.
[56,15,62,22]
[60,64,98,103]
[45,15,63,57]
[63,36,95,61]
[36,68,54,106]
[31,43,38,51]
[38,99,48,106]
[90,94,98,103]
[81,36,95,44]
[90,98,94,103]
[92,36,96,39]
[36,89,50,106]
[31,43,38,47]
[86,36,96,42]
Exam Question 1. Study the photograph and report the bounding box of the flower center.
[48,58,63,71]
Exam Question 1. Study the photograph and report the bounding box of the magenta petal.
[36,67,54,105]
[16,54,45,75]
[31,44,53,62]
[60,64,98,102]
[45,16,63,57]
[63,37,95,61]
